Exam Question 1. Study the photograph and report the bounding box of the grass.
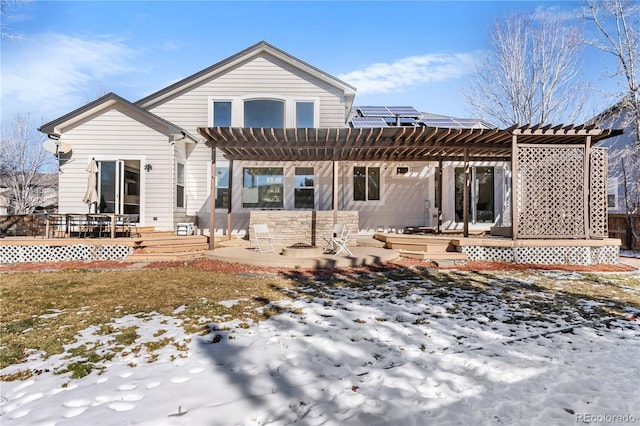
[1,262,638,381]
[0,265,297,372]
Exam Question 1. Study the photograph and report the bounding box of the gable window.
[176,163,185,208]
[294,167,314,208]
[353,166,380,201]
[296,102,314,128]
[213,101,232,126]
[244,100,284,128]
[215,167,229,209]
[242,167,284,208]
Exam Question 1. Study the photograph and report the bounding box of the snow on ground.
[1,271,639,425]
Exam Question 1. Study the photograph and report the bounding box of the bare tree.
[465,11,588,127]
[584,0,640,247]
[584,0,639,145]
[0,114,56,214]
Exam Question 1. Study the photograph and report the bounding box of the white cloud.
[2,33,141,124]
[337,52,477,95]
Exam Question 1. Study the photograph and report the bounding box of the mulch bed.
[0,257,636,276]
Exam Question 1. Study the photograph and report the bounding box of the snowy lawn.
[1,265,639,425]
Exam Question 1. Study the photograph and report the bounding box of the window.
[242,167,284,208]
[244,100,284,128]
[294,167,314,208]
[176,163,185,208]
[213,101,232,127]
[296,102,314,128]
[215,167,229,209]
[608,177,618,209]
[353,166,380,201]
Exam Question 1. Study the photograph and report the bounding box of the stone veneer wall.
[249,211,359,247]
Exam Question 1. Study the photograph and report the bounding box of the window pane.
[244,100,284,128]
[475,167,494,223]
[216,167,229,187]
[353,166,366,201]
[176,185,184,208]
[368,167,380,200]
[295,167,314,187]
[294,189,314,209]
[216,188,229,209]
[213,101,232,127]
[215,167,229,209]
[296,102,314,128]
[242,167,283,208]
[177,163,185,185]
[295,167,314,208]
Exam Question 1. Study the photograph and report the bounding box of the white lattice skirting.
[1,244,132,264]
[461,245,619,265]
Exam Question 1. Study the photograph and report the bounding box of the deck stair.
[374,233,468,265]
[126,234,209,262]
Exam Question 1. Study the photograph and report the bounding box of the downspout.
[227,159,233,238]
[209,147,216,250]
[463,148,469,238]
[170,141,175,233]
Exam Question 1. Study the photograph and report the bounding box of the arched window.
[244,99,285,128]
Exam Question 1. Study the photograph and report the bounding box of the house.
[590,98,639,214]
[0,173,58,215]
[38,41,621,254]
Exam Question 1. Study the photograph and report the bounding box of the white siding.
[57,107,174,230]
[148,54,348,133]
[147,53,349,230]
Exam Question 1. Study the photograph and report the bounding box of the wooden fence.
[0,214,44,237]
[608,214,640,250]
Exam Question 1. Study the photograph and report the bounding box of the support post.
[583,135,592,239]
[437,158,443,234]
[227,159,233,239]
[333,161,339,225]
[511,134,518,240]
[463,148,469,238]
[209,148,216,250]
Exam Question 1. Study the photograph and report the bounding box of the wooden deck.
[374,233,622,265]
[1,231,211,262]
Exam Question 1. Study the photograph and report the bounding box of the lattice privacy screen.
[516,145,586,238]
[589,147,608,238]
[0,244,131,264]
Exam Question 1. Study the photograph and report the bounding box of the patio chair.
[332,226,353,257]
[323,223,345,254]
[44,211,66,238]
[115,214,141,238]
[253,223,275,253]
[84,214,111,238]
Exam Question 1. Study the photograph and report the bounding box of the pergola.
[198,124,622,250]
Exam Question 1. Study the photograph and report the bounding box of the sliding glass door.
[97,160,141,215]
[455,166,494,224]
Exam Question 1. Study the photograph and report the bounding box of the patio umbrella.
[82,159,99,212]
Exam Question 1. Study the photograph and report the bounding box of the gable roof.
[38,93,198,142]
[135,40,357,110]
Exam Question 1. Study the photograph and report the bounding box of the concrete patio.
[204,236,399,269]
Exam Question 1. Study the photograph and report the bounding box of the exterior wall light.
[144,164,153,172]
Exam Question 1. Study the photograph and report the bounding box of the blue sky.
[0,0,624,130]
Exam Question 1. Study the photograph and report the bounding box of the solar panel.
[351,117,388,128]
[384,117,417,126]
[453,119,494,129]
[357,106,392,117]
[420,118,464,128]
[387,106,420,117]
